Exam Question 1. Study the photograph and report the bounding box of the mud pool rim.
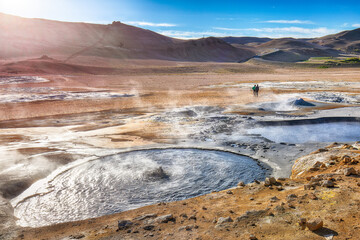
[97,146,271,172]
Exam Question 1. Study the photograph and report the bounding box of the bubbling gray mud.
[248,122,360,144]
[13,149,266,227]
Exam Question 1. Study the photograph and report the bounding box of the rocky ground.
[7,142,360,240]
[1,63,360,239]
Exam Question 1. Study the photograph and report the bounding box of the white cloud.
[211,26,338,38]
[158,30,225,39]
[342,23,349,27]
[125,21,176,27]
[213,27,243,31]
[264,20,314,24]
[247,27,331,34]
[352,23,360,28]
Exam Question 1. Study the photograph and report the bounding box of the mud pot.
[12,148,266,227]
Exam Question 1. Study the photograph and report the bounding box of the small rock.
[254,179,260,184]
[180,213,188,219]
[286,194,298,201]
[117,220,133,230]
[276,186,283,191]
[277,177,286,181]
[308,193,318,200]
[70,234,85,239]
[133,213,157,221]
[341,155,352,164]
[274,205,285,212]
[344,167,357,176]
[154,214,174,223]
[189,215,197,220]
[288,203,295,208]
[217,217,233,225]
[304,184,315,190]
[249,234,257,240]
[238,181,245,187]
[143,225,155,231]
[270,196,280,202]
[299,218,307,230]
[321,180,335,188]
[269,177,277,185]
[306,218,323,231]
[226,190,233,194]
[178,225,194,231]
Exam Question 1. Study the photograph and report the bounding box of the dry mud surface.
[1,62,360,239]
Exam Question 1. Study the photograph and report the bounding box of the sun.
[0,0,42,17]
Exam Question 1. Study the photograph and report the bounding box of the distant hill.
[220,37,272,45]
[258,38,322,49]
[311,28,360,53]
[256,38,340,62]
[0,13,255,62]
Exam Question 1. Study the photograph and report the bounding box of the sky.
[0,0,360,39]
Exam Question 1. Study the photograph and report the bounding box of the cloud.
[264,20,314,24]
[212,26,338,38]
[352,23,360,28]
[246,27,332,34]
[158,30,225,39]
[125,21,176,27]
[213,27,243,31]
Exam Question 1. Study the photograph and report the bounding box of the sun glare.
[0,0,42,17]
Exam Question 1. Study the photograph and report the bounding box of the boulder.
[343,167,357,176]
[154,214,174,223]
[265,177,277,186]
[217,216,233,225]
[306,218,323,231]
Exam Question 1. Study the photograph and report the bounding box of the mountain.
[256,38,340,62]
[0,12,359,64]
[220,37,272,46]
[258,38,320,49]
[0,13,255,62]
[311,28,360,53]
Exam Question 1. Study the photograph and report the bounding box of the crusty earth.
[1,58,360,240]
[10,142,360,240]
